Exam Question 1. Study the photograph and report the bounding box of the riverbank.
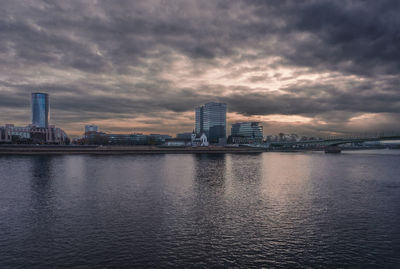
[0,145,266,155]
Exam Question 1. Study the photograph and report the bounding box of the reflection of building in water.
[193,154,227,190]
[28,156,58,246]
[191,154,227,239]
[30,156,55,210]
[229,153,263,187]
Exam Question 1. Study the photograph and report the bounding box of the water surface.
[1,150,399,268]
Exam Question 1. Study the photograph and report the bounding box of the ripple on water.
[0,152,399,267]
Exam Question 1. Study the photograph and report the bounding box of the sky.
[1,0,400,137]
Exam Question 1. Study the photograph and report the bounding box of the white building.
[191,132,209,147]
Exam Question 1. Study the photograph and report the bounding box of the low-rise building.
[0,124,68,144]
[176,132,192,140]
[164,138,192,147]
[131,134,148,145]
[85,125,98,133]
[191,132,209,147]
[230,122,263,144]
[164,132,209,147]
[149,134,172,144]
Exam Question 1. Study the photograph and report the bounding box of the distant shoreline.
[1,145,397,155]
[0,145,266,155]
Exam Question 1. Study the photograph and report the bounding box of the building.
[81,131,168,145]
[230,122,263,144]
[195,102,227,143]
[0,124,68,144]
[106,134,132,145]
[195,106,204,134]
[164,132,208,147]
[85,125,98,133]
[30,124,68,144]
[31,93,49,128]
[164,138,192,147]
[106,133,149,145]
[176,132,193,140]
[149,134,172,144]
[131,134,148,145]
[203,102,226,143]
[83,132,150,145]
[0,124,31,143]
[191,132,209,147]
[0,93,68,144]
[83,131,108,145]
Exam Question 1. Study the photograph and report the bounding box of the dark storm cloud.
[246,0,400,76]
[0,0,399,135]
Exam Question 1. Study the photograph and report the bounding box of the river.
[1,150,399,268]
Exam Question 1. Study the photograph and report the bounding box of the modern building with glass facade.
[85,125,98,133]
[195,102,227,143]
[31,93,49,128]
[0,93,68,144]
[195,106,204,134]
[230,122,263,144]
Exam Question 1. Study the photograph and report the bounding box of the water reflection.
[1,152,399,268]
[28,156,58,254]
[64,155,87,182]
[229,153,263,194]
[193,153,227,197]
[190,154,227,241]
[30,156,55,211]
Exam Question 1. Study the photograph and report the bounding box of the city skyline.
[1,1,400,137]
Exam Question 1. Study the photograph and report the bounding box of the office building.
[149,134,172,144]
[195,106,204,134]
[195,102,227,143]
[230,122,263,144]
[106,134,133,145]
[0,93,68,144]
[85,125,98,133]
[0,124,68,144]
[31,93,49,128]
[176,132,193,140]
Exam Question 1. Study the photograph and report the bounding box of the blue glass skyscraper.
[31,93,49,128]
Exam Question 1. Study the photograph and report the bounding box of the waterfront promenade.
[0,145,265,155]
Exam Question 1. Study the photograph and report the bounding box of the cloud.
[0,0,399,136]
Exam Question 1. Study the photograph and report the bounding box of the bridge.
[266,135,400,153]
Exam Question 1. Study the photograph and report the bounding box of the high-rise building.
[195,102,227,143]
[230,122,263,144]
[31,93,49,128]
[195,106,204,134]
[0,93,68,144]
